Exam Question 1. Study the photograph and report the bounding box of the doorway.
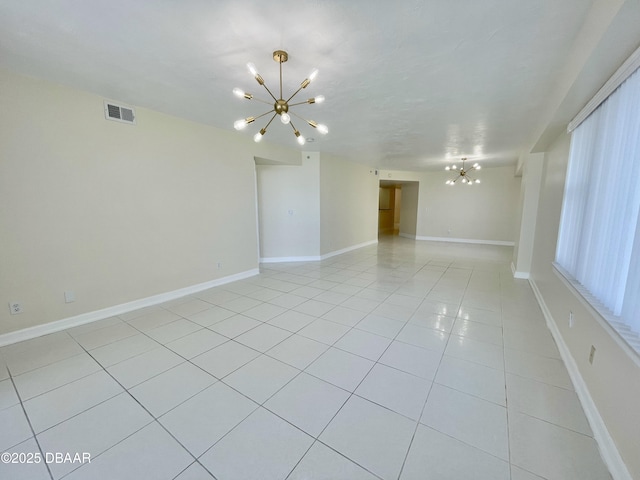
[378,184,402,235]
[378,180,419,238]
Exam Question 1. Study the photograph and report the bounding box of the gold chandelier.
[445,157,481,185]
[233,50,328,145]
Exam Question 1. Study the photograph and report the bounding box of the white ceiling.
[0,0,596,170]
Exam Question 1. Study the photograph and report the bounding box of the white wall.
[0,69,296,336]
[256,153,321,260]
[381,167,521,244]
[529,132,640,479]
[320,153,379,255]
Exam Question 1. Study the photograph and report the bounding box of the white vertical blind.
[556,66,640,334]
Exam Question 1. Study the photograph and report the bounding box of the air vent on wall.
[104,100,136,125]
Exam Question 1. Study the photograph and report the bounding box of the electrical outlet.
[64,291,76,303]
[589,345,596,364]
[569,311,574,328]
[217,262,223,269]
[9,302,23,315]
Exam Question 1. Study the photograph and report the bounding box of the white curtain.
[556,67,640,333]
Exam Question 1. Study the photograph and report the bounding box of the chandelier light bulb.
[452,165,457,170]
[297,135,306,146]
[253,132,263,142]
[476,164,482,170]
[280,113,291,124]
[475,179,481,184]
[317,124,329,135]
[462,178,467,184]
[445,166,451,171]
[314,95,325,104]
[309,69,319,82]
[247,62,258,76]
[234,119,248,130]
[233,88,244,98]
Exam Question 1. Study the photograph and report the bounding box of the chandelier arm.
[251,97,275,106]
[289,111,310,123]
[288,99,317,107]
[285,85,306,103]
[262,112,278,131]
[288,119,299,133]
[260,83,279,102]
[253,109,277,122]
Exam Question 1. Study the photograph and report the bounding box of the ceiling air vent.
[104,101,136,125]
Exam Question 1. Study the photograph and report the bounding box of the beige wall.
[512,153,544,277]
[399,182,419,237]
[381,167,521,243]
[0,69,295,335]
[529,132,640,478]
[256,153,321,259]
[320,153,379,255]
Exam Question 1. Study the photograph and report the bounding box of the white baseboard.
[260,255,321,263]
[511,262,530,279]
[260,239,378,264]
[413,235,515,247]
[321,239,378,260]
[0,268,260,348]
[529,278,632,480]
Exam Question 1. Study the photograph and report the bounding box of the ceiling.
[0,0,596,170]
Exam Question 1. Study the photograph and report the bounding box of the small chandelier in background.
[233,50,328,146]
[445,158,481,185]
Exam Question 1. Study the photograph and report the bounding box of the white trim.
[529,278,633,480]
[260,255,321,263]
[0,268,259,348]
[260,239,379,264]
[568,44,640,133]
[414,235,515,247]
[321,239,378,260]
[511,262,530,280]
[399,233,416,240]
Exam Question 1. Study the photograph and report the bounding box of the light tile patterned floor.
[0,237,612,479]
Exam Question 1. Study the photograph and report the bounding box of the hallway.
[0,237,609,479]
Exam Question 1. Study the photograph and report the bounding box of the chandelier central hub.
[274,99,289,115]
[232,50,328,146]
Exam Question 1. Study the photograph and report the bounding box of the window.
[555,65,640,346]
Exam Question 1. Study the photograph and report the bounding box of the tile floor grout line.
[501,270,516,480]
[1,238,603,479]
[7,373,55,480]
[70,341,221,480]
[396,260,468,480]
[288,264,442,480]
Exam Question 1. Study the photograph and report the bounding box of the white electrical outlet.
[9,302,23,315]
[64,291,76,303]
[569,311,574,328]
[217,262,223,269]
